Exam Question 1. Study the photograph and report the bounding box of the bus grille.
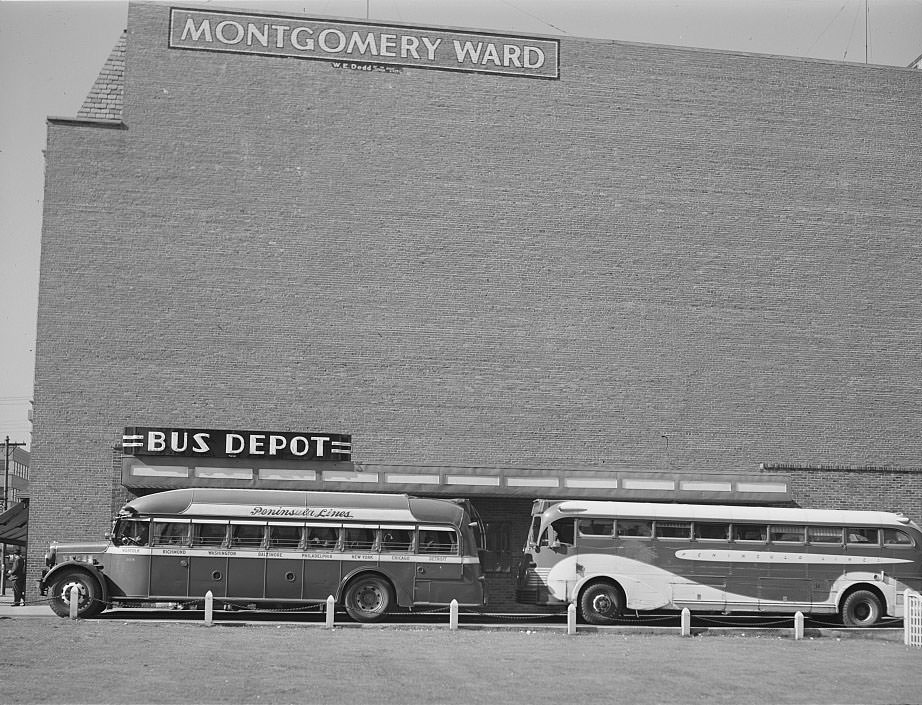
[516,568,550,603]
[523,568,551,587]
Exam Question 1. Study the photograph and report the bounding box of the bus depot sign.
[122,427,352,461]
[169,7,560,79]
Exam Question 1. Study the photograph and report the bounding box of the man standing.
[8,546,25,606]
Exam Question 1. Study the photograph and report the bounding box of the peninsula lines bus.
[40,488,486,620]
[516,500,922,627]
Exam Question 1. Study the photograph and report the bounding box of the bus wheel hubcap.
[62,581,86,603]
[356,586,382,611]
[593,594,613,613]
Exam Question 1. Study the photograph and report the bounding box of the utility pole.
[3,435,27,512]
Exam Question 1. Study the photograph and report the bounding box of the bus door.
[302,524,344,600]
[225,521,267,599]
[414,526,464,604]
[264,523,305,601]
[150,519,191,598]
[379,526,416,604]
[188,520,229,599]
[529,518,576,603]
[109,518,153,597]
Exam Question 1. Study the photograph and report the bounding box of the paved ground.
[3,590,920,705]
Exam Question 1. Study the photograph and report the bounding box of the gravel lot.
[2,619,919,704]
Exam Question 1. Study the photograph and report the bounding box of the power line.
[804,0,850,58]
[842,1,864,61]
[497,0,570,35]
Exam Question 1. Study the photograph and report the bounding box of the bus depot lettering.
[250,506,354,519]
[169,9,559,79]
[144,431,327,456]
[123,427,351,460]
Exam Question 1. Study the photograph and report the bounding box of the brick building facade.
[27,2,922,605]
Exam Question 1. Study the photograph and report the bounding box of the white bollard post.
[450,599,459,630]
[680,608,691,636]
[325,595,335,629]
[69,586,80,620]
[204,591,214,626]
[904,589,911,647]
[794,611,804,640]
[567,602,577,635]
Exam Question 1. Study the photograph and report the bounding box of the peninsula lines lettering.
[250,506,354,519]
[169,9,559,79]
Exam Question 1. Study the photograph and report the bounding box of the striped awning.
[0,500,28,546]
[122,457,791,505]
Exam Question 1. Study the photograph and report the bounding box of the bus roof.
[121,488,464,526]
[544,500,917,530]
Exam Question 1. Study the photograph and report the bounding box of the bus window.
[578,519,614,537]
[419,529,458,555]
[807,526,843,544]
[616,519,652,538]
[230,523,265,549]
[381,528,413,552]
[770,525,805,543]
[305,525,339,550]
[344,527,376,551]
[883,529,914,547]
[528,517,541,547]
[732,524,767,542]
[113,519,149,546]
[152,521,189,546]
[695,523,729,541]
[191,522,227,547]
[550,519,575,546]
[847,527,879,545]
[656,521,692,540]
[268,524,302,549]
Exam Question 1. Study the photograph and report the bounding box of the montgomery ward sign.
[122,427,352,461]
[169,7,559,79]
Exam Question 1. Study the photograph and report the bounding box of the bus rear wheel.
[579,582,623,625]
[49,570,104,618]
[344,575,392,622]
[841,590,882,627]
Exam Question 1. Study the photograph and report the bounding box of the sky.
[1,0,921,450]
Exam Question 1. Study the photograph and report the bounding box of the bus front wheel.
[841,590,882,627]
[343,575,393,622]
[48,570,104,618]
[579,582,623,625]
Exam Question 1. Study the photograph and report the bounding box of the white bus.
[516,500,922,626]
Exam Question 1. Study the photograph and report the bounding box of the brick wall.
[784,466,922,523]
[77,31,126,121]
[27,2,922,597]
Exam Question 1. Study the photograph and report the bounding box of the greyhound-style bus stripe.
[674,549,913,565]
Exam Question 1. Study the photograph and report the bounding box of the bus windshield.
[112,518,149,547]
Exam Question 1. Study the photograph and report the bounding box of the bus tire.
[841,589,882,627]
[48,569,104,618]
[343,574,393,622]
[579,581,623,625]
